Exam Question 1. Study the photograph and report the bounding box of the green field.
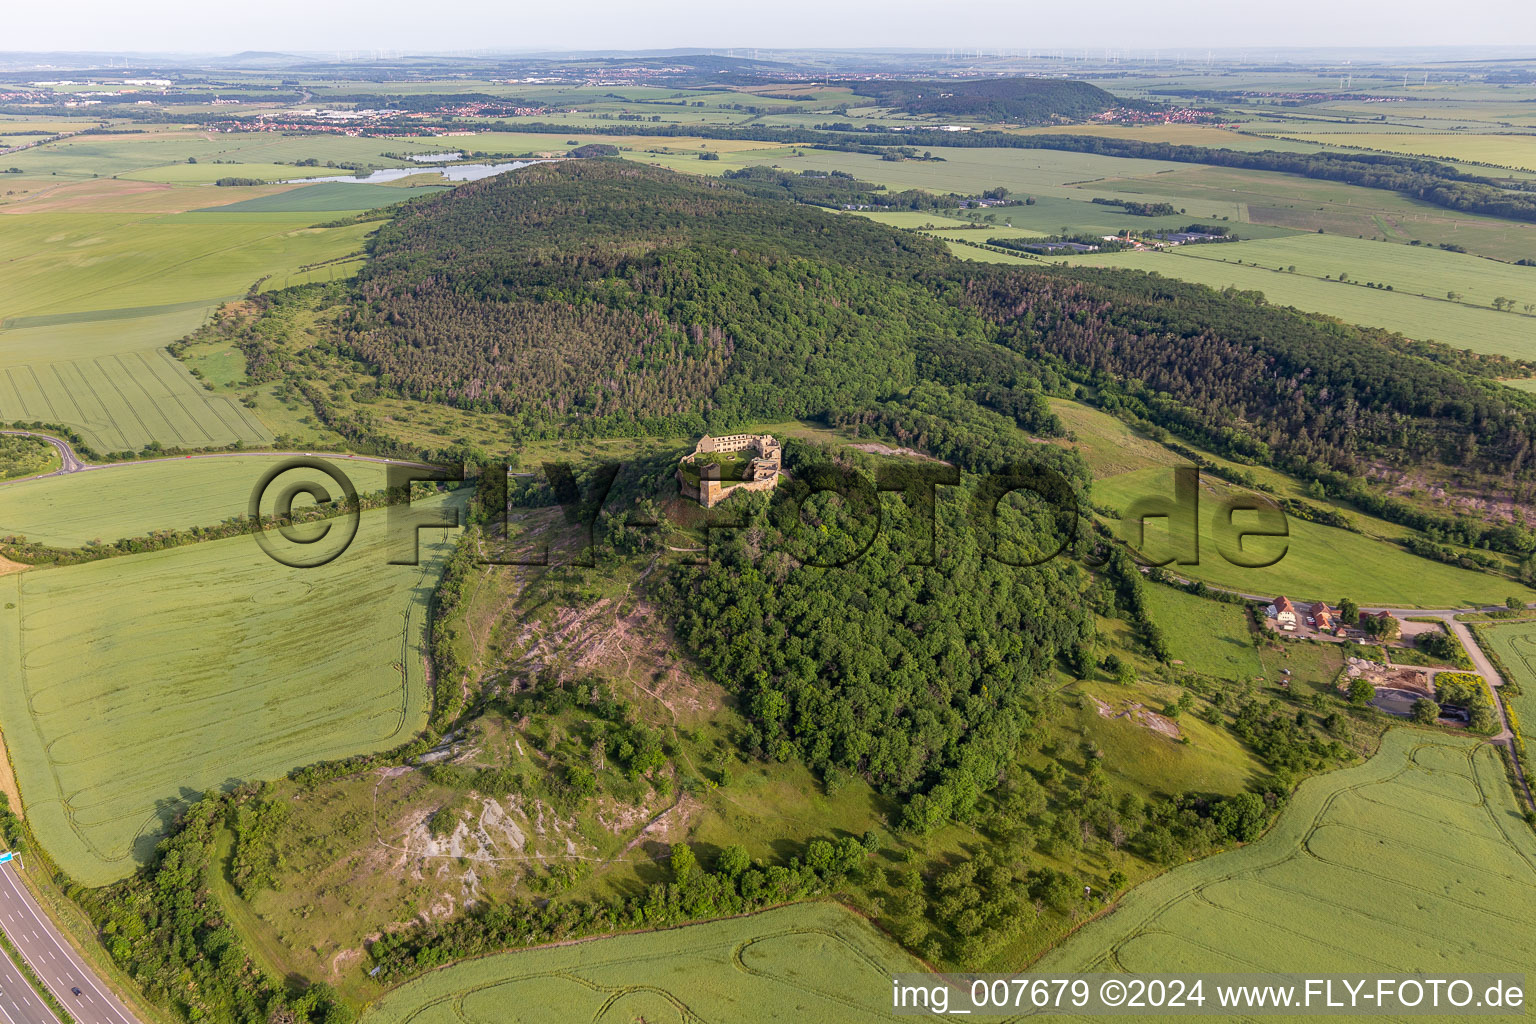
[360,902,924,1024]
[0,209,374,450]
[0,455,393,547]
[1280,132,1536,172]
[1095,468,1535,607]
[1047,398,1183,478]
[1475,622,1536,753]
[197,182,448,214]
[1141,584,1261,679]
[1058,233,1536,357]
[1036,731,1535,983]
[0,494,462,884]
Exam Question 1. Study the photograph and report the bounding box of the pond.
[282,160,538,185]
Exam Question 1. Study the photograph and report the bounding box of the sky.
[6,0,1536,55]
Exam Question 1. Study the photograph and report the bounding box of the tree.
[1338,598,1360,625]
[716,844,751,879]
[1212,792,1268,842]
[1361,613,1400,641]
[1411,698,1441,724]
[1348,678,1376,707]
[670,842,697,885]
[1508,596,1525,611]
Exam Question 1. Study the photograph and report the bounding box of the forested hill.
[343,158,1062,446]
[848,78,1122,122]
[956,266,1536,479]
[338,158,1536,487]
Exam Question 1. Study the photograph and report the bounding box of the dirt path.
[0,733,22,819]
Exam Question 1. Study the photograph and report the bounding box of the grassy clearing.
[0,493,462,885]
[360,902,922,1024]
[1036,731,1535,978]
[1141,584,1260,679]
[1047,398,1182,478]
[1063,678,1263,802]
[1094,468,1534,607]
[0,454,392,547]
[1476,622,1536,752]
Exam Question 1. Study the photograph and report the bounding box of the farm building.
[1267,595,1298,629]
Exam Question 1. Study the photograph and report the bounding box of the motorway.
[0,865,138,1024]
[0,917,58,1024]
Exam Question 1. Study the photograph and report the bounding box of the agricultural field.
[1094,467,1536,607]
[199,181,449,213]
[0,454,393,547]
[0,492,463,885]
[1474,622,1536,752]
[1036,731,1536,982]
[1057,235,1536,357]
[1274,132,1536,172]
[360,902,922,1024]
[1091,162,1536,262]
[0,207,377,450]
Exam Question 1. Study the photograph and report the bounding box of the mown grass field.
[1095,468,1535,607]
[0,493,462,885]
[1141,583,1261,680]
[360,902,924,1024]
[1035,731,1535,983]
[1057,233,1536,357]
[0,455,393,547]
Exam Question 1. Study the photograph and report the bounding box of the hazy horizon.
[9,0,1536,59]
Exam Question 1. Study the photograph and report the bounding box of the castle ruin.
[677,433,783,508]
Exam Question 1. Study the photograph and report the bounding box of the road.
[0,864,138,1024]
[0,433,84,480]
[0,923,59,1024]
[1147,568,1535,809]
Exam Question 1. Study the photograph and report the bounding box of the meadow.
[0,493,462,885]
[1140,583,1261,680]
[360,902,924,1024]
[1094,467,1535,607]
[1475,622,1536,752]
[1058,236,1536,357]
[0,454,393,547]
[1035,731,1536,986]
